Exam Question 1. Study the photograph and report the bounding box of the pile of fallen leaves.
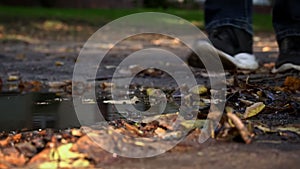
[0,76,299,168]
[0,128,117,169]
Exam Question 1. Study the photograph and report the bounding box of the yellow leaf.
[39,161,59,169]
[180,120,206,129]
[72,159,91,168]
[146,88,159,96]
[39,161,74,169]
[243,102,265,119]
[50,143,85,161]
[190,85,208,95]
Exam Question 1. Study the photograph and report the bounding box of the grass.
[0,5,272,32]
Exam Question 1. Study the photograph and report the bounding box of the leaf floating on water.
[243,102,265,119]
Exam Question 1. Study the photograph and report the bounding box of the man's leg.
[272,0,300,72]
[188,0,258,70]
[205,0,253,35]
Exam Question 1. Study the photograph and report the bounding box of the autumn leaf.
[243,102,265,119]
[50,143,85,161]
[189,85,208,95]
[276,126,300,135]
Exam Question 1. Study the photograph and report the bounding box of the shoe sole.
[272,63,300,73]
[190,40,259,70]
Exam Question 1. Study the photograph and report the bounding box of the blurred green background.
[0,0,273,33]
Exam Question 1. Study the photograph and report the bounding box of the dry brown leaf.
[1,147,27,167]
[12,133,22,142]
[284,76,300,91]
[227,112,252,144]
[71,135,114,164]
[154,127,167,137]
[0,137,11,147]
[0,161,10,169]
[15,142,37,158]
[124,122,143,136]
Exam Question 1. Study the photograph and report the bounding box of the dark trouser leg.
[205,0,253,35]
[273,0,300,41]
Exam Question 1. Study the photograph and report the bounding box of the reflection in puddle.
[0,92,80,131]
[0,92,180,131]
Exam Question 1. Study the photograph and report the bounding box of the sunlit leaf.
[243,102,265,119]
[39,161,59,169]
[50,143,85,161]
[72,158,91,168]
[189,85,208,95]
[180,120,206,129]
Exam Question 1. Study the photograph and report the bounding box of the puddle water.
[0,91,180,131]
[0,92,79,131]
